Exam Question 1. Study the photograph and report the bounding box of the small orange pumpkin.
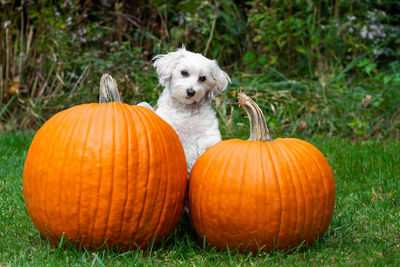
[23,74,187,250]
[189,92,335,252]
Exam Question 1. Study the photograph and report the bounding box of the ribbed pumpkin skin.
[23,103,187,250]
[189,138,335,252]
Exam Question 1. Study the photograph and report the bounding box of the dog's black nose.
[186,88,196,97]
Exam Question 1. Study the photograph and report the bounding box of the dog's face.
[153,48,230,105]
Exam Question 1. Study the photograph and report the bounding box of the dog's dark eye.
[198,76,206,82]
[181,70,189,77]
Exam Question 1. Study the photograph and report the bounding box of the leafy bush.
[0,0,398,139]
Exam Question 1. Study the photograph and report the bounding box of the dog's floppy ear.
[153,47,186,87]
[210,60,231,99]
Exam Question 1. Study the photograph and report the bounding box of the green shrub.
[0,0,398,139]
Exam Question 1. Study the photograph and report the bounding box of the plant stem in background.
[203,1,219,57]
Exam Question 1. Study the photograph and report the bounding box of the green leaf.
[294,46,306,54]
[348,119,361,127]
[258,56,267,65]
[357,58,370,68]
[383,75,392,85]
[365,63,377,74]
[243,52,256,62]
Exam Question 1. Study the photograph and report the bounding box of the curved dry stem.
[99,74,123,104]
[238,92,273,142]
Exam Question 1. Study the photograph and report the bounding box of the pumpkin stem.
[99,74,123,104]
[238,92,273,142]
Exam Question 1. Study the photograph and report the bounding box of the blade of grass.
[18,9,24,79]
[267,65,289,81]
[334,53,367,82]
[0,94,17,119]
[69,65,89,97]
[0,64,3,104]
[5,28,10,97]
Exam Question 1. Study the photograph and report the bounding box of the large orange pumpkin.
[189,92,335,252]
[23,74,187,250]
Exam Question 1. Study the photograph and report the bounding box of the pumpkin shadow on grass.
[38,214,334,257]
[38,231,161,254]
[154,212,199,251]
[170,222,335,258]
[34,212,197,255]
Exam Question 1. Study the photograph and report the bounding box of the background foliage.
[0,0,399,139]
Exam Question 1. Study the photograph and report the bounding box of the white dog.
[139,47,230,172]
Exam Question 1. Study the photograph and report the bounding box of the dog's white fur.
[139,47,230,172]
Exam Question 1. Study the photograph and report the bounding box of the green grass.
[0,131,399,266]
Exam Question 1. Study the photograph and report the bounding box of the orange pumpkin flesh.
[23,74,188,250]
[188,93,335,252]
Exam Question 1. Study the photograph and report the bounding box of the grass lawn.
[0,131,399,266]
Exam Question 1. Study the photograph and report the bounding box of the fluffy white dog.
[139,47,230,172]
